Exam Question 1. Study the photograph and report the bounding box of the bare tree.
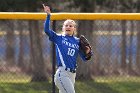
[73,0,96,80]
[5,20,15,66]
[136,21,140,74]
[29,20,48,81]
[136,0,140,75]
[27,1,49,81]
[120,20,127,74]
[17,21,26,71]
[128,21,134,75]
[76,20,93,80]
[119,0,130,74]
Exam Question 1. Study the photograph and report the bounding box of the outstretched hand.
[42,4,51,14]
[85,46,91,54]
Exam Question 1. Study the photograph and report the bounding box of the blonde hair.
[63,19,77,27]
[63,19,77,35]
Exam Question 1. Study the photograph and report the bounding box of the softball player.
[43,4,91,93]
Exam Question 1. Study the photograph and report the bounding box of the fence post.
[52,20,56,93]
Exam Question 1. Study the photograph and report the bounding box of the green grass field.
[0,73,140,93]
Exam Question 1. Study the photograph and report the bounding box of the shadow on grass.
[76,80,120,93]
[86,81,120,93]
[0,82,52,93]
[76,80,140,93]
[0,80,140,93]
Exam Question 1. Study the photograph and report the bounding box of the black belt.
[65,68,76,73]
[59,66,76,73]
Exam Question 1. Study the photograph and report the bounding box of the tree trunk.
[128,21,134,75]
[26,0,49,82]
[5,20,15,66]
[121,20,127,74]
[92,23,100,76]
[17,21,25,71]
[136,21,140,74]
[29,20,48,81]
[76,0,96,80]
[76,20,93,80]
[105,21,113,75]
[136,2,140,75]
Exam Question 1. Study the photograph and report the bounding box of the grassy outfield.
[76,76,140,93]
[0,73,140,93]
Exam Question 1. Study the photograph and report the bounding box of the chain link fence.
[0,19,140,92]
[93,20,139,76]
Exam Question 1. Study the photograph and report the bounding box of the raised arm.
[42,4,60,43]
[44,13,51,35]
[43,4,52,36]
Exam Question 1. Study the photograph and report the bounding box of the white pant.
[54,67,76,93]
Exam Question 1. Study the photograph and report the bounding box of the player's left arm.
[79,50,88,61]
[78,35,93,61]
[79,47,93,61]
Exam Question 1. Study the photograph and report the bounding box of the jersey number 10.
[67,48,75,56]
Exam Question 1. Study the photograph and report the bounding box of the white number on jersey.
[67,48,75,56]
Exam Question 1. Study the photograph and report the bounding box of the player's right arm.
[43,4,59,42]
[44,13,53,36]
[43,4,53,36]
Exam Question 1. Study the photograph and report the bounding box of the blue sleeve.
[79,50,87,62]
[44,14,59,43]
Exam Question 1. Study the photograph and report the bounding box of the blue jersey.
[44,14,87,69]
